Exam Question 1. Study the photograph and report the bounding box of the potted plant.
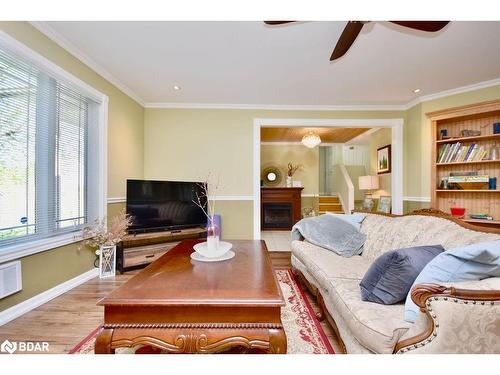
[81,209,133,278]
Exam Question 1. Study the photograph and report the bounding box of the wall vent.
[0,261,22,299]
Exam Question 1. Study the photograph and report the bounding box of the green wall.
[216,201,254,240]
[261,144,319,196]
[0,22,144,312]
[144,108,405,196]
[369,128,392,198]
[404,200,431,213]
[0,203,124,312]
[0,241,95,311]
[404,103,425,198]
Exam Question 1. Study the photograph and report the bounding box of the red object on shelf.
[450,207,466,218]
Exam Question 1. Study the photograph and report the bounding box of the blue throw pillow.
[360,245,444,305]
[404,240,500,323]
[326,212,366,231]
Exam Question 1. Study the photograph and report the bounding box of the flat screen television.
[126,179,207,234]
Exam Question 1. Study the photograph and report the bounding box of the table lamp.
[358,175,379,211]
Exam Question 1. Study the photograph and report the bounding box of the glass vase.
[206,215,220,255]
[99,245,116,279]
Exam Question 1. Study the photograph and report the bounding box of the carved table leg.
[99,326,287,354]
[94,328,115,354]
[268,328,287,354]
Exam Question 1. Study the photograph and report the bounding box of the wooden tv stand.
[116,227,207,273]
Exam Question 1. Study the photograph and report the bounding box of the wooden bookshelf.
[436,189,500,193]
[436,159,500,166]
[436,133,500,145]
[463,219,500,225]
[428,99,500,232]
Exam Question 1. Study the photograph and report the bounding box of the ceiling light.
[301,132,321,148]
[173,85,181,91]
[413,88,421,93]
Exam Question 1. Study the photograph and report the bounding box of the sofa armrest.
[394,280,500,354]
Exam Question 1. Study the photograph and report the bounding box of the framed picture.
[377,144,391,174]
[377,196,392,214]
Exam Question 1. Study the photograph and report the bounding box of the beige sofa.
[291,210,500,354]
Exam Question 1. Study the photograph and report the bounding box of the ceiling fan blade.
[390,21,449,32]
[264,21,296,25]
[330,21,365,61]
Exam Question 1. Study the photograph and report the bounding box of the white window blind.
[0,45,98,247]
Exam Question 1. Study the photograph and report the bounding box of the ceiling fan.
[264,21,449,61]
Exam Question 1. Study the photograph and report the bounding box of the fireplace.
[263,203,292,229]
[261,187,303,230]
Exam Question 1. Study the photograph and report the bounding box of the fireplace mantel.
[261,187,304,230]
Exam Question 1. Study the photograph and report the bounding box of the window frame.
[0,31,108,264]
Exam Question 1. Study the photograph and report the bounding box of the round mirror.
[267,172,277,182]
[261,166,282,187]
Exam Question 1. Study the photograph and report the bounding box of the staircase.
[318,195,344,215]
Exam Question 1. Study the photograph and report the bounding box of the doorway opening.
[253,118,404,240]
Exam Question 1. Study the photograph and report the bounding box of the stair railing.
[331,164,354,214]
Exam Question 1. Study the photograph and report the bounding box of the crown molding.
[29,21,145,106]
[146,77,500,111]
[144,102,407,111]
[403,77,500,110]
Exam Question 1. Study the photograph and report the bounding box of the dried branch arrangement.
[193,173,220,219]
[81,209,133,248]
[287,162,302,177]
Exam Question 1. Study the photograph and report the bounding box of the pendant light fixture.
[301,132,321,148]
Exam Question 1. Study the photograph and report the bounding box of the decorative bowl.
[450,207,465,218]
[193,241,232,259]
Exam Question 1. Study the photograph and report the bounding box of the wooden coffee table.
[95,239,287,354]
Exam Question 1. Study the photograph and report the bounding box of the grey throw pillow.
[360,245,444,305]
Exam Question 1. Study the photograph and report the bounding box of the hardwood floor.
[268,251,292,268]
[0,251,342,354]
[0,275,130,354]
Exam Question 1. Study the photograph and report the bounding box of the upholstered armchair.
[395,279,500,354]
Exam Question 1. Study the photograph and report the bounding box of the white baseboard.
[0,268,99,326]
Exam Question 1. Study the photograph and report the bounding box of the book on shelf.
[448,175,489,183]
[469,214,494,221]
[437,142,488,163]
[449,171,478,176]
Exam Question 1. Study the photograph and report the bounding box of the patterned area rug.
[70,269,334,354]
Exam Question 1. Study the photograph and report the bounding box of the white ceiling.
[38,21,500,106]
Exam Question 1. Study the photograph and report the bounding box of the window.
[0,33,107,258]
